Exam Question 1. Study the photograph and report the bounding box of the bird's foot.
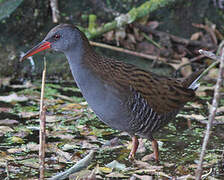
[142,153,158,163]
[128,135,139,161]
[128,152,135,160]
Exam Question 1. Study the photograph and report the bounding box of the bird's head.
[20,24,82,62]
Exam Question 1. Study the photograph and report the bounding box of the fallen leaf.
[26,142,39,152]
[10,136,24,144]
[206,68,219,80]
[0,107,11,112]
[133,174,153,180]
[62,144,79,151]
[115,28,126,46]
[106,160,126,171]
[18,158,39,169]
[7,147,25,154]
[0,77,11,86]
[215,116,224,121]
[217,106,224,113]
[176,174,195,179]
[0,93,28,102]
[106,172,128,178]
[10,81,33,89]
[103,30,114,41]
[147,21,160,29]
[0,119,19,125]
[180,58,192,77]
[99,167,112,174]
[0,126,14,133]
[103,137,120,147]
[134,160,163,171]
[19,111,39,119]
[61,103,85,110]
[49,146,72,162]
[190,32,203,40]
[46,115,60,123]
[188,102,203,109]
[136,138,146,153]
[69,169,95,180]
[177,114,205,121]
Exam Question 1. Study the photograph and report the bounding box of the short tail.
[182,69,204,90]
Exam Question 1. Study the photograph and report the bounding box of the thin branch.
[90,41,176,64]
[49,150,95,180]
[196,43,224,180]
[83,0,176,39]
[5,161,10,180]
[199,49,221,61]
[188,49,221,89]
[39,59,47,180]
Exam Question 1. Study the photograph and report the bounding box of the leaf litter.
[0,79,223,179]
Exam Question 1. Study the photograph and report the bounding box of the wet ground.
[0,80,223,179]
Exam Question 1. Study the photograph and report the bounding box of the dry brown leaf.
[103,30,114,41]
[134,160,162,170]
[217,106,224,113]
[189,102,203,109]
[180,57,192,77]
[0,107,11,112]
[0,119,19,125]
[133,174,153,180]
[190,32,203,40]
[19,111,39,118]
[106,172,128,178]
[147,21,160,29]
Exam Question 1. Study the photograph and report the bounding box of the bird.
[20,24,203,162]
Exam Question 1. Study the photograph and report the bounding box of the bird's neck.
[65,37,100,72]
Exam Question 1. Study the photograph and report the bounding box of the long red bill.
[20,41,51,62]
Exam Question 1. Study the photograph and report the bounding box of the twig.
[188,49,222,89]
[90,41,174,64]
[199,49,221,61]
[5,161,10,180]
[134,23,216,49]
[192,119,224,125]
[39,59,47,180]
[49,150,95,180]
[142,32,162,49]
[50,0,60,23]
[195,43,224,180]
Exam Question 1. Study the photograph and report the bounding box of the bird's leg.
[151,139,159,162]
[144,139,159,162]
[128,135,139,160]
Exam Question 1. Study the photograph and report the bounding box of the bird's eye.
[54,34,60,40]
